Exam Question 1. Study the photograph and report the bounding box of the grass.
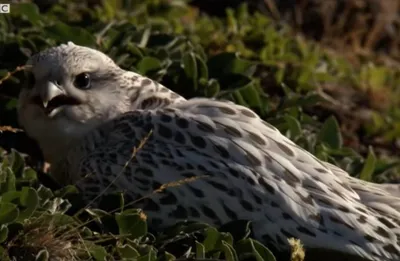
[0,0,399,260]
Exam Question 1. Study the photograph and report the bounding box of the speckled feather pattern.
[18,43,400,261]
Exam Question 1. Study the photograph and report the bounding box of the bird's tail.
[325,162,400,218]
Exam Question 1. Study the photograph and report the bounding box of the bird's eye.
[73,73,91,89]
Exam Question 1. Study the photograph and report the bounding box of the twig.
[0,65,29,86]
[0,126,23,133]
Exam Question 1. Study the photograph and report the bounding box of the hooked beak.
[40,81,65,108]
[36,81,81,117]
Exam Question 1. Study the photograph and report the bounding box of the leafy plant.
[1,0,400,260]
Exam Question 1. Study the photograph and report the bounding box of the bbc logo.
[0,4,10,13]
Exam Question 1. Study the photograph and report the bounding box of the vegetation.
[0,0,399,260]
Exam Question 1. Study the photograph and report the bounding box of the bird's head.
[17,42,146,163]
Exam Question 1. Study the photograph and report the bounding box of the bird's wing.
[63,98,400,261]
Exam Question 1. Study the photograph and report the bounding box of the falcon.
[17,42,400,261]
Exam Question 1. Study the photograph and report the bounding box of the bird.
[17,42,400,261]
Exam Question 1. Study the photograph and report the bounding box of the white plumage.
[17,42,400,261]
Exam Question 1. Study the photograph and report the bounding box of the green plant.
[1,1,400,260]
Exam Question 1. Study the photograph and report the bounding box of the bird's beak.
[40,82,65,108]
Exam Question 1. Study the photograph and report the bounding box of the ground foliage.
[0,0,399,260]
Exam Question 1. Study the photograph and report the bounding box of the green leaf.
[0,225,8,243]
[118,244,140,258]
[196,55,209,80]
[239,84,262,109]
[203,227,220,252]
[195,241,205,258]
[18,187,39,221]
[5,99,17,110]
[85,208,110,225]
[89,244,108,261]
[0,168,16,194]
[136,248,157,261]
[116,210,147,239]
[207,53,256,78]
[101,0,117,20]
[220,232,234,246]
[35,249,49,261]
[317,116,342,149]
[183,52,198,80]
[22,168,37,181]
[0,203,18,225]
[373,160,400,176]
[136,57,162,75]
[45,22,96,46]
[12,3,42,26]
[161,252,175,261]
[80,226,93,237]
[236,239,276,261]
[226,8,238,33]
[127,43,144,57]
[47,213,75,227]
[359,146,377,182]
[205,79,220,97]
[252,240,276,261]
[221,240,238,261]
[219,74,252,91]
[231,91,247,106]
[182,52,199,90]
[10,149,25,178]
[54,185,79,198]
[36,185,54,201]
[284,115,302,139]
[1,191,21,203]
[280,93,322,109]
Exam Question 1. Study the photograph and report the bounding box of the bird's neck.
[39,134,79,166]
[38,120,98,169]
